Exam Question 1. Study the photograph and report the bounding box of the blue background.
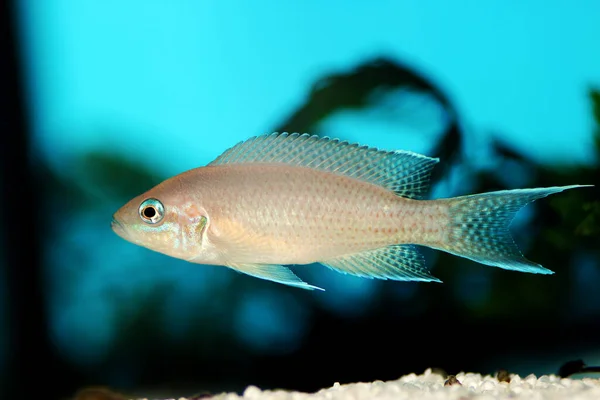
[1,1,599,399]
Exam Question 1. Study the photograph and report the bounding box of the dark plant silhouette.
[4,56,599,399]
[275,57,463,185]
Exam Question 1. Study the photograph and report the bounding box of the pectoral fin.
[227,263,324,291]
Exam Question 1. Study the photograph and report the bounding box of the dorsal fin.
[209,132,439,199]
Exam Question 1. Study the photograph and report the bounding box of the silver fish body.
[112,133,590,290]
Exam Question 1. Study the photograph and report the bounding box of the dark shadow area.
[0,1,83,398]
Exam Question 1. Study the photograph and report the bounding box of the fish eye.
[138,198,165,224]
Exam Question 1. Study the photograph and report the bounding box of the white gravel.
[183,369,600,400]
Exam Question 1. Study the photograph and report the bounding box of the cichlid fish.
[111,132,590,290]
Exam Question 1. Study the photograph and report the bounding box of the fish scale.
[112,132,591,290]
[205,165,405,261]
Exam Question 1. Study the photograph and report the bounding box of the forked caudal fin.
[439,185,591,274]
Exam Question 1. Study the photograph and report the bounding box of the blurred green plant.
[275,57,462,184]
[34,58,600,394]
[580,88,600,237]
[44,58,599,325]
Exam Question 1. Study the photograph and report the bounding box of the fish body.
[138,163,445,264]
[112,133,589,290]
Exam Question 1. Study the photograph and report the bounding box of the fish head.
[111,182,210,260]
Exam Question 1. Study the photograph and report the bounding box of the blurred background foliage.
[20,59,600,399]
[2,3,600,400]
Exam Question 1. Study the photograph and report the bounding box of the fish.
[111,132,591,290]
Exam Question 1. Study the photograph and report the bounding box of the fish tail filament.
[438,185,588,273]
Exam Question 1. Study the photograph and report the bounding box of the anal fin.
[227,263,324,291]
[320,244,441,282]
